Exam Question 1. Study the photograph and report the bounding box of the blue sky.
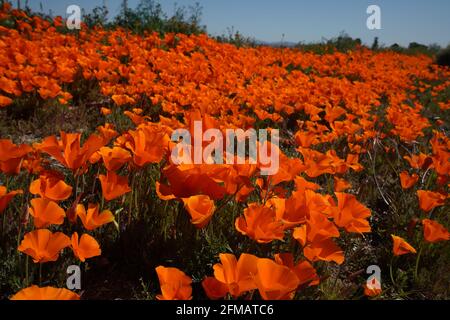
[22,0,450,47]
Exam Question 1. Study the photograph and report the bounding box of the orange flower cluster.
[202,253,319,300]
[390,131,450,258]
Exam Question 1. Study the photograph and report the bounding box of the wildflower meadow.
[0,1,449,302]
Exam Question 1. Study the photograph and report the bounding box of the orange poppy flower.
[100,107,112,115]
[0,76,19,95]
[294,212,340,245]
[98,146,131,171]
[254,258,300,300]
[254,109,281,122]
[274,253,319,287]
[182,195,215,228]
[89,151,102,165]
[430,136,449,177]
[0,139,32,174]
[29,171,72,201]
[132,108,143,115]
[0,185,22,214]
[325,104,346,123]
[202,277,229,300]
[265,197,286,220]
[302,238,345,265]
[36,132,107,173]
[266,152,303,186]
[156,164,228,201]
[332,192,371,233]
[399,171,419,189]
[76,203,114,230]
[293,212,344,265]
[99,170,131,201]
[417,190,447,212]
[124,110,149,125]
[21,153,44,175]
[18,229,70,263]
[126,124,170,167]
[282,189,329,226]
[387,105,430,142]
[28,197,66,228]
[203,253,259,299]
[334,177,352,192]
[37,80,61,99]
[97,123,118,141]
[112,94,135,106]
[391,235,416,256]
[294,176,320,192]
[71,232,101,262]
[295,130,319,148]
[298,148,334,178]
[345,154,364,172]
[0,95,13,107]
[404,153,432,170]
[295,259,320,287]
[235,203,285,243]
[10,285,80,300]
[422,219,450,243]
[155,266,192,300]
[364,279,382,297]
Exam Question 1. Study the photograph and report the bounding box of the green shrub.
[436,46,450,67]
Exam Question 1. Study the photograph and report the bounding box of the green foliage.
[387,42,442,57]
[295,32,362,54]
[82,5,109,28]
[436,46,450,67]
[215,27,258,47]
[111,0,206,35]
[371,37,379,51]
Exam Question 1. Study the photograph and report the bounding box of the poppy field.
[0,4,449,300]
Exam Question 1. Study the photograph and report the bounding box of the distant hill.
[254,40,298,47]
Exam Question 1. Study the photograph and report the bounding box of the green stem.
[25,256,29,286]
[1,211,5,238]
[128,174,135,225]
[327,174,333,194]
[74,174,80,200]
[332,265,342,291]
[414,244,424,281]
[116,209,121,234]
[1,176,9,237]
[39,263,42,285]
[16,223,22,253]
[134,172,139,220]
[389,256,396,287]
[262,178,272,205]
[5,175,10,189]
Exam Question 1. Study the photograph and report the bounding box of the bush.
[112,0,206,35]
[436,46,450,67]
